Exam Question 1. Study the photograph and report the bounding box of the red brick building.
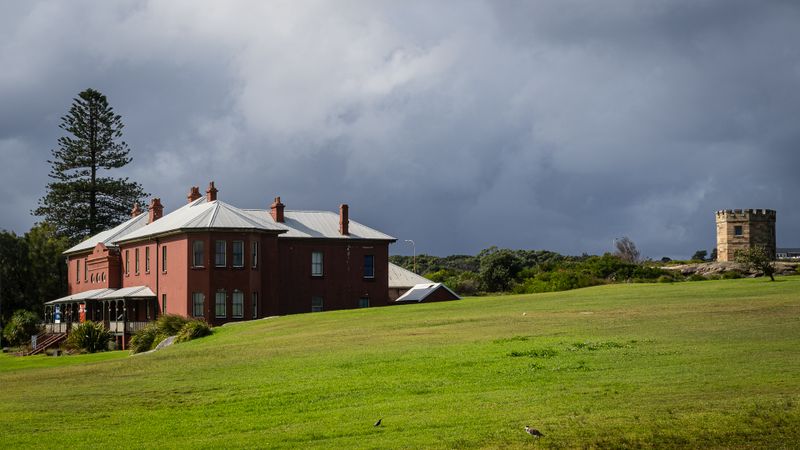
[45,183,395,339]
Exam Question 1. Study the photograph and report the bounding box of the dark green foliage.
[722,271,743,280]
[66,321,111,353]
[2,310,42,347]
[34,88,147,243]
[175,320,212,343]
[155,314,190,335]
[688,273,707,281]
[692,250,708,261]
[129,324,159,354]
[0,225,69,325]
[478,247,524,292]
[735,246,776,281]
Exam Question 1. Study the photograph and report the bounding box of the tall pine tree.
[35,89,147,243]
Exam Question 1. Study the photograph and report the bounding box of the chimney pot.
[148,198,164,224]
[339,204,349,236]
[206,181,218,202]
[270,196,285,222]
[187,186,201,203]
[131,203,142,218]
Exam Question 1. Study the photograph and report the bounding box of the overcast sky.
[1,1,798,258]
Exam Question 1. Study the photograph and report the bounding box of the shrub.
[722,270,742,279]
[2,310,42,347]
[657,275,674,283]
[129,323,159,354]
[688,274,707,282]
[155,314,190,335]
[66,321,111,353]
[175,320,212,343]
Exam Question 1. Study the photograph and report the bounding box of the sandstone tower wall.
[715,209,776,262]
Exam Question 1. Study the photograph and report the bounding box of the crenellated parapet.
[715,208,776,262]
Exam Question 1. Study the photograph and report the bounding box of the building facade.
[46,183,395,341]
[715,209,776,262]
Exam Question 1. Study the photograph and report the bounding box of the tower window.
[734,226,743,236]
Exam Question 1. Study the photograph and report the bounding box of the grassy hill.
[2,278,799,448]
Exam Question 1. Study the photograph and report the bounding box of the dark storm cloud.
[1,0,798,258]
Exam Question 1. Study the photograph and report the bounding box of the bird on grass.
[524,425,544,438]
[374,418,382,427]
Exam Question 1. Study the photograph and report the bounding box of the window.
[145,247,150,272]
[232,290,244,318]
[162,294,167,314]
[125,250,130,275]
[252,241,259,268]
[734,225,743,236]
[84,258,87,281]
[358,298,370,308]
[311,296,324,312]
[76,259,80,282]
[135,248,140,274]
[162,245,167,272]
[90,273,95,283]
[363,255,375,278]
[215,290,227,318]
[252,292,258,319]
[146,299,151,320]
[233,241,244,267]
[192,292,205,317]
[192,241,204,267]
[215,240,226,267]
[311,251,323,277]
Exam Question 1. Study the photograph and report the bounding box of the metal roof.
[45,286,156,304]
[117,198,287,243]
[68,196,395,249]
[242,210,395,241]
[64,213,150,255]
[388,262,431,288]
[395,283,461,303]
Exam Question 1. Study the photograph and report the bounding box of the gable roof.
[388,262,432,288]
[395,283,461,303]
[64,213,150,255]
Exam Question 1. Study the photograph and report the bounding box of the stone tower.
[715,209,776,262]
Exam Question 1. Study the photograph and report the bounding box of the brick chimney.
[339,204,349,236]
[149,198,163,224]
[270,196,285,223]
[206,181,218,202]
[187,186,201,203]
[131,203,142,218]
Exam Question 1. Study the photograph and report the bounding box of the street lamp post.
[404,239,416,273]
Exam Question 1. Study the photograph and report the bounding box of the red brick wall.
[276,239,390,314]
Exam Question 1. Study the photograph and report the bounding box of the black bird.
[524,425,544,438]
[374,418,382,427]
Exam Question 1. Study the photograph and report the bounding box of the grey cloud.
[1,0,798,259]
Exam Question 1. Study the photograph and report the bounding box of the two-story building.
[44,182,396,343]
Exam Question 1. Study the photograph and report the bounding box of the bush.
[66,321,111,353]
[688,274,707,282]
[2,310,42,347]
[155,314,190,335]
[175,320,212,343]
[657,275,674,283]
[129,323,159,354]
[722,270,742,279]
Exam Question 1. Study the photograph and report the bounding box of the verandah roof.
[45,286,156,305]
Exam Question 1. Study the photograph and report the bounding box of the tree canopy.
[34,88,147,244]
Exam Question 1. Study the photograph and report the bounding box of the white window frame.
[363,255,375,278]
[311,296,323,312]
[232,290,244,318]
[215,240,227,267]
[252,241,259,268]
[192,241,204,267]
[192,292,205,317]
[215,290,227,318]
[311,251,323,277]
[252,292,258,319]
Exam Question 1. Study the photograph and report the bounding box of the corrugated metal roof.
[395,283,461,303]
[118,199,287,243]
[64,213,150,255]
[45,286,156,304]
[70,196,395,249]
[241,210,395,241]
[388,262,431,288]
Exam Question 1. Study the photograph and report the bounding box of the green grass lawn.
[1,277,799,448]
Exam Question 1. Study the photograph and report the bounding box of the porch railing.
[42,323,68,334]
[108,321,149,334]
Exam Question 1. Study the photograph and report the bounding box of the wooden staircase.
[23,333,67,356]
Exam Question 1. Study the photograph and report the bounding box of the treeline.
[0,224,69,323]
[390,246,680,295]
